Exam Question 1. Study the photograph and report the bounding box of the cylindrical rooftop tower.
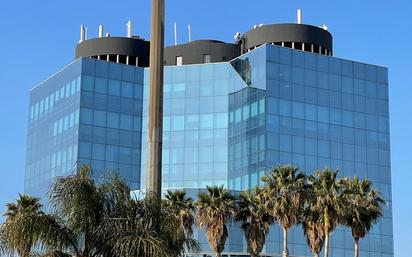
[164,40,240,66]
[75,36,150,67]
[240,23,333,56]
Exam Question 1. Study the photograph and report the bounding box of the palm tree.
[195,185,235,257]
[40,165,122,257]
[1,166,197,257]
[111,193,185,257]
[341,177,384,257]
[309,168,344,257]
[1,194,45,257]
[164,190,195,237]
[98,183,199,257]
[0,227,6,255]
[235,187,274,257]
[301,184,325,257]
[301,210,325,257]
[261,165,306,257]
[5,165,174,257]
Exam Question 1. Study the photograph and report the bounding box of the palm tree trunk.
[282,227,289,257]
[314,253,319,257]
[354,237,359,257]
[324,232,330,257]
[216,252,221,257]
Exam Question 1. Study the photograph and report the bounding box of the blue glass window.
[107,112,120,129]
[304,86,317,104]
[200,81,214,96]
[341,60,353,77]
[280,135,292,152]
[120,114,133,130]
[172,83,186,98]
[82,75,94,92]
[184,148,199,163]
[267,80,280,97]
[292,136,304,154]
[92,143,105,160]
[105,145,119,162]
[80,108,93,125]
[305,53,316,70]
[200,114,213,129]
[354,79,365,96]
[318,140,330,158]
[199,146,213,163]
[172,115,185,131]
[185,114,199,130]
[304,70,316,86]
[317,55,329,72]
[376,67,388,85]
[292,102,304,119]
[164,83,172,99]
[305,104,317,121]
[214,96,228,112]
[267,97,278,114]
[214,113,228,128]
[93,110,106,127]
[365,65,377,81]
[354,63,365,79]
[279,100,291,116]
[292,51,304,67]
[317,106,329,123]
[342,77,354,94]
[267,63,280,80]
[121,82,134,98]
[267,115,280,133]
[185,98,200,114]
[315,124,328,143]
[78,142,92,158]
[279,65,291,82]
[108,80,121,96]
[95,78,107,94]
[330,108,342,125]
[293,67,304,85]
[280,82,292,99]
[279,48,291,64]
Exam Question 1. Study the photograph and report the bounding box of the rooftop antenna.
[253,25,258,29]
[84,27,88,40]
[105,32,110,37]
[297,8,302,24]
[188,25,192,42]
[79,25,86,43]
[234,32,241,41]
[127,20,133,38]
[98,25,104,38]
[174,22,178,45]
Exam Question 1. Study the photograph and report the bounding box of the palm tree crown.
[235,187,273,257]
[164,190,195,237]
[301,185,325,257]
[262,165,306,257]
[195,185,235,257]
[309,168,344,257]
[1,194,44,257]
[341,177,384,257]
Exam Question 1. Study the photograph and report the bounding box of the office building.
[25,13,393,257]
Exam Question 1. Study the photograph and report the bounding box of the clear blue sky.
[0,0,410,255]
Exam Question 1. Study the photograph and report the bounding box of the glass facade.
[25,58,145,198]
[26,44,392,257]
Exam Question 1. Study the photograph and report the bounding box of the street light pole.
[146,0,165,199]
